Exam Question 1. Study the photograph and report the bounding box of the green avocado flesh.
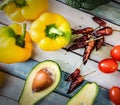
[19,60,61,105]
[67,82,99,105]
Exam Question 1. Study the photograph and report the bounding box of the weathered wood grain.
[0,0,120,105]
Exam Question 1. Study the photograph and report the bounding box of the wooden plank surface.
[0,0,120,105]
[0,70,112,105]
[0,96,18,105]
[0,71,70,105]
[59,0,120,26]
[32,0,120,89]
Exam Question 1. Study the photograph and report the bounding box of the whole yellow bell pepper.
[30,12,72,51]
[0,23,33,64]
[0,0,48,22]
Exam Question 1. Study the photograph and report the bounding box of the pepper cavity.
[32,69,54,92]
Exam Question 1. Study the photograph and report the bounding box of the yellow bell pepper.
[0,23,33,64]
[30,12,72,51]
[0,0,48,22]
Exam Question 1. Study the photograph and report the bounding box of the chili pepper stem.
[113,29,120,33]
[0,0,26,10]
[78,63,83,69]
[82,71,96,77]
[86,36,104,43]
[21,23,26,40]
[94,25,103,31]
[77,63,96,77]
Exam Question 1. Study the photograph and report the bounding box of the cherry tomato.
[98,58,118,73]
[111,45,120,61]
[109,86,120,105]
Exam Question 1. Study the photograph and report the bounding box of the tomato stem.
[86,36,104,43]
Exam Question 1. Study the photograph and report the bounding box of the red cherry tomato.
[110,86,120,105]
[98,58,118,73]
[111,45,120,61]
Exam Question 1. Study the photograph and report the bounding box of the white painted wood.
[0,71,69,105]
[0,72,24,101]
[0,96,18,105]
[37,92,69,105]
[0,11,13,25]
[0,0,120,101]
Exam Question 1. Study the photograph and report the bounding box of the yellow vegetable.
[0,23,33,64]
[30,12,72,51]
[0,0,48,22]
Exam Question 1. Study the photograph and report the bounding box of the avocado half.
[19,60,61,105]
[67,82,99,105]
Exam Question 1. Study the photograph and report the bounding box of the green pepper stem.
[15,23,26,48]
[21,23,26,41]
[49,26,63,35]
[0,0,26,10]
[0,0,14,10]
[45,24,64,39]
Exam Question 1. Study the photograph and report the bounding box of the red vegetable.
[67,34,89,51]
[96,36,104,51]
[110,86,120,105]
[111,45,120,61]
[65,68,80,82]
[72,27,94,34]
[96,27,113,36]
[98,58,118,73]
[65,68,84,93]
[67,76,84,94]
[73,34,90,42]
[92,17,106,26]
[83,39,96,64]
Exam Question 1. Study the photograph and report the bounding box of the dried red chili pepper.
[67,34,90,51]
[92,16,106,27]
[67,75,84,94]
[65,68,80,82]
[73,34,90,42]
[72,27,94,34]
[83,40,96,64]
[65,68,84,93]
[68,16,113,65]
[68,41,87,51]
[96,27,113,36]
[96,36,104,51]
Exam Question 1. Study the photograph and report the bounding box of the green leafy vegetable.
[65,0,111,10]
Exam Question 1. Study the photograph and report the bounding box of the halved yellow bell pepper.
[30,12,72,51]
[0,0,48,22]
[0,23,33,64]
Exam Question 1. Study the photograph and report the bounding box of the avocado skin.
[18,60,61,105]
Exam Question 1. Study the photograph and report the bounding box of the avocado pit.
[32,69,54,92]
